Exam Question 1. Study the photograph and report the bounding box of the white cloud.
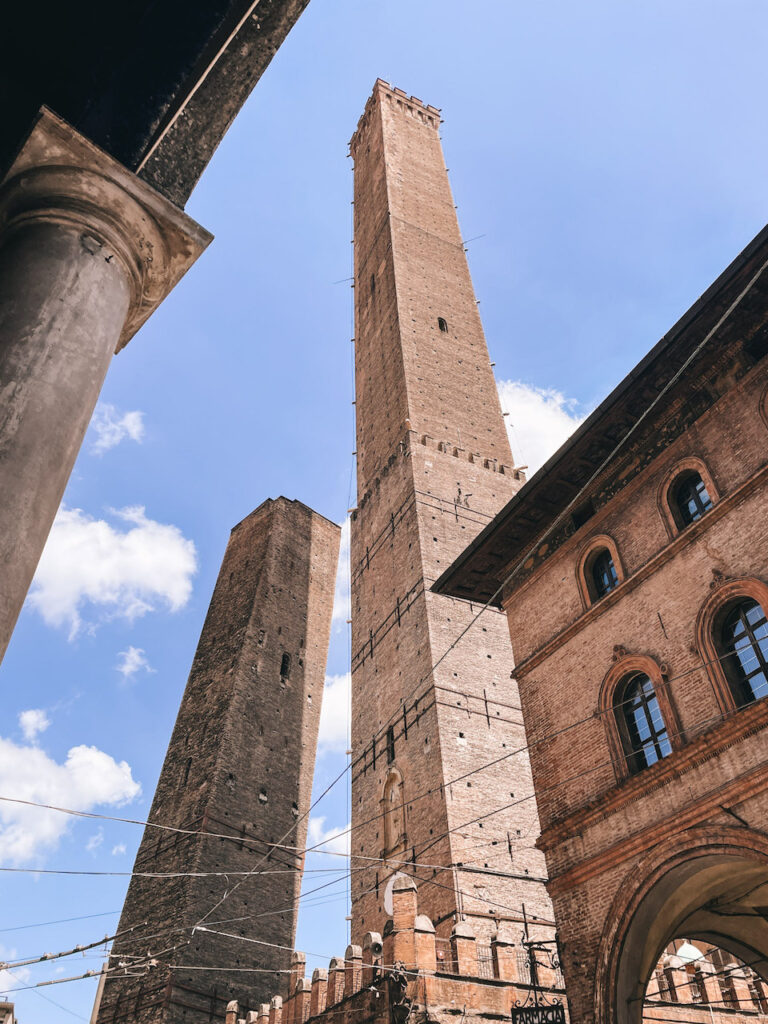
[28,505,197,638]
[86,828,104,853]
[496,380,587,476]
[318,673,350,755]
[116,646,154,682]
[308,816,350,858]
[0,737,140,865]
[331,518,351,632]
[88,403,145,455]
[18,709,50,743]
[112,843,127,856]
[0,950,30,996]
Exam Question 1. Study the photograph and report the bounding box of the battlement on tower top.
[349,79,441,154]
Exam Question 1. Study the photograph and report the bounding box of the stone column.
[0,107,211,664]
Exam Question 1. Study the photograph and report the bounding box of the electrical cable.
[0,645,755,885]
[0,910,120,934]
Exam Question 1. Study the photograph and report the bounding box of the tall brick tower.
[95,498,340,1024]
[348,82,554,947]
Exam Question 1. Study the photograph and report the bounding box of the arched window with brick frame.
[657,457,719,538]
[695,577,768,714]
[599,654,681,780]
[576,534,624,609]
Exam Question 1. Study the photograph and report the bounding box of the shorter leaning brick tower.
[95,498,340,1024]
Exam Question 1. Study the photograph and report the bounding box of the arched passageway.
[643,936,768,1019]
[595,827,768,1024]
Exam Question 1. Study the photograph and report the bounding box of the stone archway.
[594,825,768,1024]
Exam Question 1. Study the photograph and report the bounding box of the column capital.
[0,107,212,351]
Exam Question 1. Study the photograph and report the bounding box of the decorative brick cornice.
[541,700,768,894]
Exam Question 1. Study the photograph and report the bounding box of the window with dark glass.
[280,652,291,679]
[616,673,672,773]
[437,317,448,333]
[386,725,395,764]
[721,599,768,706]
[591,549,619,599]
[672,471,713,526]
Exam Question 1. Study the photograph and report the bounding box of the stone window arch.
[577,534,624,609]
[381,767,406,856]
[695,577,768,714]
[599,653,681,780]
[657,457,719,538]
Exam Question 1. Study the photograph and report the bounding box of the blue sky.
[2,1,768,1019]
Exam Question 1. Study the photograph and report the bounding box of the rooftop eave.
[434,218,768,606]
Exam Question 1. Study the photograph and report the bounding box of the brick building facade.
[436,219,768,1022]
[95,498,340,1024]
[347,80,554,951]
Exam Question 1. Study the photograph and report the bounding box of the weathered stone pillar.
[0,107,210,664]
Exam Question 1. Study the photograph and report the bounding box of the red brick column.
[414,914,437,973]
[310,969,328,1017]
[345,944,363,995]
[390,876,418,969]
[226,1001,239,1024]
[294,979,311,1024]
[269,995,283,1024]
[451,922,478,976]
[327,957,346,1005]
[491,925,517,981]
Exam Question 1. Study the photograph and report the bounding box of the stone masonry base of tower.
[95,498,340,1024]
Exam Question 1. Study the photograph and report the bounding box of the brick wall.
[497,304,768,1022]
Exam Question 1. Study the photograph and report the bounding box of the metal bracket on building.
[510,912,565,1024]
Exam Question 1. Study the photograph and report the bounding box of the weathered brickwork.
[348,81,553,950]
[220,879,567,1024]
[96,498,340,1024]
[436,223,768,1022]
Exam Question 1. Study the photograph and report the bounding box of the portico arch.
[594,825,768,1024]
